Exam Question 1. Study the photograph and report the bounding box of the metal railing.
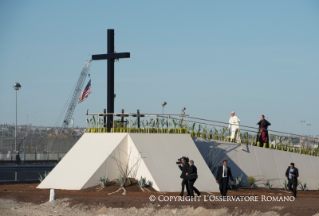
[0,137,78,162]
[85,113,319,153]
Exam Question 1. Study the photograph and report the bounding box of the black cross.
[132,109,144,128]
[92,29,130,132]
[115,109,129,127]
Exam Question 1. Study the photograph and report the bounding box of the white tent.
[37,133,219,192]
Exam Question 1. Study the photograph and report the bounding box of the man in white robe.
[228,111,240,140]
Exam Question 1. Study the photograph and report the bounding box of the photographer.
[177,156,190,196]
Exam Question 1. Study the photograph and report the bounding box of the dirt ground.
[0,183,319,216]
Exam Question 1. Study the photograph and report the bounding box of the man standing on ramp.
[228,111,240,141]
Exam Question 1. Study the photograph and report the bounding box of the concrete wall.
[193,137,319,190]
[38,133,127,190]
[129,134,218,192]
[38,133,219,192]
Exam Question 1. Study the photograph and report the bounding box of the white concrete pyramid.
[37,133,219,192]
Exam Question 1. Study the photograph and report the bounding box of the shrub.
[99,176,110,188]
[138,176,151,192]
[282,180,288,190]
[235,174,244,188]
[298,181,308,191]
[114,174,127,187]
[38,171,50,182]
[264,179,273,189]
[247,176,256,187]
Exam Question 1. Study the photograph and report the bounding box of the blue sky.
[0,0,318,136]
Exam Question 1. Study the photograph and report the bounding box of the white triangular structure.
[38,133,219,192]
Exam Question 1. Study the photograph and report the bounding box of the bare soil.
[0,183,319,216]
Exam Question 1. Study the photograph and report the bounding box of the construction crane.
[55,60,91,133]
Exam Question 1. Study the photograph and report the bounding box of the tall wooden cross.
[92,29,130,132]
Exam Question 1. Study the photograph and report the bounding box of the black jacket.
[257,120,271,129]
[216,166,233,182]
[285,166,299,182]
[188,165,198,181]
[188,165,197,175]
[179,162,190,179]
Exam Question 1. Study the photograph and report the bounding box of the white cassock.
[228,116,240,139]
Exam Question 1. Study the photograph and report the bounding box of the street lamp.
[300,120,305,144]
[181,107,186,115]
[13,82,21,151]
[162,102,167,115]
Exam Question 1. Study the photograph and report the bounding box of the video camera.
[176,156,189,164]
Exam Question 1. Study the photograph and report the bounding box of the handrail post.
[113,113,114,133]
[168,115,170,134]
[129,114,131,133]
[86,114,87,131]
[98,115,100,133]
[147,115,150,133]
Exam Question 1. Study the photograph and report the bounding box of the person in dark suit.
[216,160,233,196]
[15,151,21,165]
[187,160,201,197]
[178,157,190,196]
[285,162,299,198]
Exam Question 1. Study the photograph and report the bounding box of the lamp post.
[13,82,21,151]
[300,120,305,145]
[162,102,167,115]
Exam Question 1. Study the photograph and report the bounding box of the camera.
[176,156,189,164]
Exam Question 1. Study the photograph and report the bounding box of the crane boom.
[62,60,91,128]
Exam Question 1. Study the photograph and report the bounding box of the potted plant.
[165,120,170,133]
[196,124,202,137]
[140,120,146,133]
[257,142,261,147]
[172,119,178,133]
[91,116,98,133]
[208,128,213,139]
[151,121,158,133]
[270,135,275,146]
[202,126,207,139]
[263,143,267,148]
[292,147,296,153]
[178,118,184,133]
[243,132,249,145]
[213,127,219,140]
[190,123,196,137]
[220,127,227,141]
